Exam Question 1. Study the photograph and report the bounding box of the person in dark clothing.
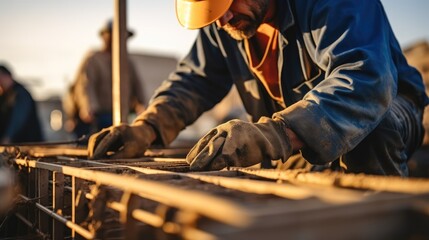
[0,64,43,144]
[88,0,428,176]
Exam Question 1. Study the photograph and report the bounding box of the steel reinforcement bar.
[11,157,253,239]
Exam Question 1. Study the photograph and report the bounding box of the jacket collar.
[214,0,295,36]
[277,0,295,35]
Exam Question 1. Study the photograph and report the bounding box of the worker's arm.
[274,0,402,164]
[286,128,304,152]
[89,28,234,158]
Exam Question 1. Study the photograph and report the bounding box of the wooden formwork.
[1,146,429,240]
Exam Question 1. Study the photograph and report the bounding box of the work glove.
[186,117,293,171]
[88,121,156,159]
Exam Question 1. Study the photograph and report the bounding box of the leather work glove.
[186,117,293,171]
[88,121,156,159]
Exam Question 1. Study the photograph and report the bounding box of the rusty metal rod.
[132,209,217,240]
[13,158,252,227]
[19,195,94,239]
[234,168,429,194]
[14,213,48,239]
[180,225,217,240]
[132,208,164,228]
[126,166,365,204]
[85,190,218,239]
[85,193,163,228]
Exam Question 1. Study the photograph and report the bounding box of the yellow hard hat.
[175,0,233,29]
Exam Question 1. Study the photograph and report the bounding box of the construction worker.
[0,64,44,144]
[63,19,146,139]
[88,0,428,176]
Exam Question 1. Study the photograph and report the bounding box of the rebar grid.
[3,147,429,240]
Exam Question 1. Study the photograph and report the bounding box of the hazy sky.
[1,0,428,100]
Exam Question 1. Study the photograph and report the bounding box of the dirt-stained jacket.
[137,0,429,164]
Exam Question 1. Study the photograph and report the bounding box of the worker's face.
[216,0,269,40]
[101,31,112,51]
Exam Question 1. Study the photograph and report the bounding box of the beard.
[222,0,269,40]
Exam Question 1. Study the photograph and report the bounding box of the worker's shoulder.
[295,0,375,11]
[80,50,110,67]
[83,49,105,59]
[13,82,35,101]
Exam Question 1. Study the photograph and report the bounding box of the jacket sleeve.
[134,27,233,145]
[274,0,398,164]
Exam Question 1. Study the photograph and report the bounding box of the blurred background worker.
[88,0,428,177]
[0,63,44,144]
[63,19,146,140]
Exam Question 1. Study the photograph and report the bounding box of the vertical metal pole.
[72,176,85,239]
[72,177,86,240]
[71,176,77,239]
[112,0,129,125]
[28,169,37,231]
[37,169,50,235]
[52,172,65,240]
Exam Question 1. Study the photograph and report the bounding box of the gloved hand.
[186,117,293,171]
[88,121,156,159]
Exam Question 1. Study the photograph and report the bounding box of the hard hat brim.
[176,0,233,29]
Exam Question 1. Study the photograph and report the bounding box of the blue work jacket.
[140,0,428,165]
[0,82,44,143]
